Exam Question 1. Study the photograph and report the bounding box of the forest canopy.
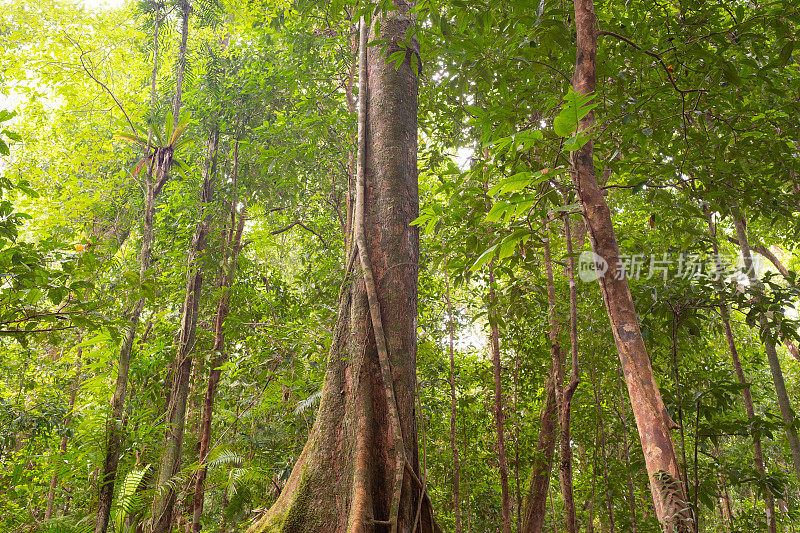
[1,0,800,532]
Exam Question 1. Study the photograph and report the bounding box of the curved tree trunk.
[246,6,437,531]
[569,0,691,529]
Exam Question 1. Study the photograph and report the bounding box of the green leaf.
[470,244,498,271]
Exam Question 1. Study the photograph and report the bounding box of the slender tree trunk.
[46,345,82,520]
[150,128,219,533]
[488,263,512,533]
[521,380,557,533]
[569,0,691,528]
[172,0,190,123]
[444,270,462,533]
[591,368,616,533]
[191,140,246,533]
[558,212,580,533]
[706,212,776,532]
[95,9,162,531]
[669,310,692,521]
[615,369,638,533]
[247,8,437,531]
[731,209,800,484]
[521,217,562,533]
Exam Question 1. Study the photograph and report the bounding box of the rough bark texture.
[521,380,557,533]
[191,140,246,533]
[569,0,691,529]
[150,128,219,533]
[488,264,512,533]
[707,213,776,532]
[246,7,437,532]
[731,210,800,485]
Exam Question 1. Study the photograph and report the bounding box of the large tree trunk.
[191,139,246,533]
[706,211,776,532]
[568,0,691,529]
[150,128,219,533]
[246,7,436,531]
[730,209,800,484]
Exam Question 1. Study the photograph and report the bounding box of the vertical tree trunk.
[568,0,691,528]
[46,345,82,520]
[488,263,512,533]
[150,128,219,533]
[444,270,462,533]
[191,140,246,533]
[95,7,170,530]
[706,211,776,532]
[731,209,800,484]
[591,367,616,533]
[615,369,638,533]
[246,7,437,531]
[558,212,580,533]
[172,0,190,123]
[521,217,562,533]
[521,380,557,533]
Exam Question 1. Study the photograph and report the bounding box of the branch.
[597,31,708,96]
[270,221,329,248]
[65,34,138,136]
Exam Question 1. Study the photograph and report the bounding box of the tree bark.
[172,0,190,123]
[568,0,691,528]
[558,212,580,533]
[191,139,246,533]
[615,369,638,533]
[444,270,462,533]
[706,211,776,532]
[95,9,165,530]
[521,380,557,533]
[246,8,437,531]
[730,209,800,485]
[150,127,219,533]
[488,263,512,533]
[46,345,82,520]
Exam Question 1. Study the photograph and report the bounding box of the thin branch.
[597,31,708,96]
[270,221,329,248]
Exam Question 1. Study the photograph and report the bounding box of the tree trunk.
[521,217,562,533]
[95,10,162,531]
[190,140,246,533]
[731,209,800,484]
[568,0,691,528]
[521,380,557,533]
[615,369,638,533]
[46,345,82,520]
[706,211,776,532]
[488,264,512,533]
[444,270,462,533]
[246,8,436,531]
[150,127,219,533]
[558,212,580,533]
[172,0,190,123]
[591,369,616,533]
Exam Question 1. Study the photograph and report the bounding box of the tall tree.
[568,0,691,528]
[246,5,436,531]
